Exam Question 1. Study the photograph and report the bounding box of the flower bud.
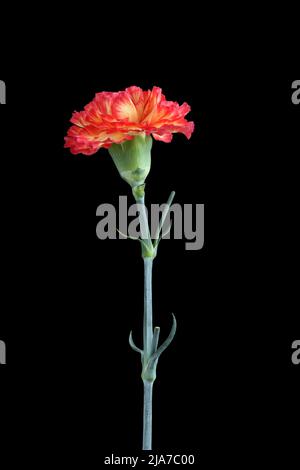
[108,134,152,189]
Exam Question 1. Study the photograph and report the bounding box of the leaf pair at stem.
[118,188,176,259]
[129,313,177,383]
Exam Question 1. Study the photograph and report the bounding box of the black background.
[0,27,299,467]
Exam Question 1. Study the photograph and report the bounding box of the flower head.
[64,86,194,156]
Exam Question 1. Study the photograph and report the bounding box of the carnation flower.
[64,85,197,450]
[64,86,194,156]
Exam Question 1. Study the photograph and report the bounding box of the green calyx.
[108,134,152,189]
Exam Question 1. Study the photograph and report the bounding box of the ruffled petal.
[126,86,145,120]
[152,132,173,143]
[112,91,139,122]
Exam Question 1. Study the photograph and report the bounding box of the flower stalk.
[133,189,155,450]
[142,257,154,450]
[130,186,177,450]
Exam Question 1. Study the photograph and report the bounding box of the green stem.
[134,191,155,450]
[143,380,153,450]
[143,258,153,359]
[130,185,177,450]
[135,195,155,259]
[142,258,154,450]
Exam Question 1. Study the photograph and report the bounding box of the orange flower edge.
[64,86,195,156]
